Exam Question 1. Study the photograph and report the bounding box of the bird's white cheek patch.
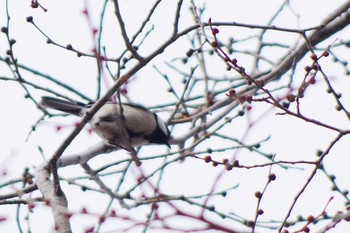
[157,117,169,136]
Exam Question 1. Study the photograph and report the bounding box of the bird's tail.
[41,96,86,116]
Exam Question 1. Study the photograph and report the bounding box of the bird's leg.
[115,116,142,167]
[128,147,142,167]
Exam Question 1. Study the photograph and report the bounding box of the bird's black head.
[149,114,171,148]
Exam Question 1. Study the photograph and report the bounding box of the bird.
[40,96,171,166]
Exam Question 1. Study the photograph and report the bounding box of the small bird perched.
[41,96,171,166]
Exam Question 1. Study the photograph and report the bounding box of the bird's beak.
[165,141,171,149]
